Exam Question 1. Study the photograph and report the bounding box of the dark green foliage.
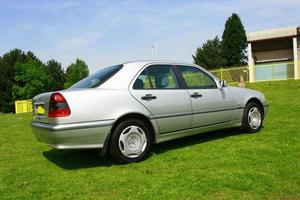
[0,49,80,113]
[192,36,226,69]
[65,58,89,88]
[221,13,247,67]
[12,58,50,100]
[192,13,247,69]
[26,51,43,65]
[45,60,65,91]
[0,49,28,112]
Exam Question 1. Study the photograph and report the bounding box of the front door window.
[177,66,217,89]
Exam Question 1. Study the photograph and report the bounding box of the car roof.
[121,60,197,67]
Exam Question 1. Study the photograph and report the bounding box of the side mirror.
[220,80,227,88]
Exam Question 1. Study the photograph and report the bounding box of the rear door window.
[133,65,179,89]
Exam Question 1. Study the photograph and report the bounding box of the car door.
[175,65,235,128]
[129,64,192,134]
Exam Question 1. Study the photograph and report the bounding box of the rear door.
[129,65,192,134]
[175,65,235,128]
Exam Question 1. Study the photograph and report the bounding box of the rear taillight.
[48,93,71,117]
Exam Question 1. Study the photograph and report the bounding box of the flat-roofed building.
[247,26,300,82]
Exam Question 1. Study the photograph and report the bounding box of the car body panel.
[187,87,236,127]
[129,89,192,134]
[32,120,112,149]
[33,89,152,124]
[155,119,242,143]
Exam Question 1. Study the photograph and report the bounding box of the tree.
[221,13,247,67]
[27,51,43,64]
[12,58,50,100]
[192,36,226,69]
[0,56,3,112]
[46,60,65,91]
[0,49,27,112]
[65,58,89,88]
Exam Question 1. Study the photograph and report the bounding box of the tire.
[109,119,152,163]
[241,102,263,133]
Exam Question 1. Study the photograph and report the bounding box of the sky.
[0,0,300,73]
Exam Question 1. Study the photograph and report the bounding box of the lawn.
[0,80,299,199]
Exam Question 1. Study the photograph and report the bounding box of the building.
[247,26,300,82]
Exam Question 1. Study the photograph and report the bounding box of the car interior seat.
[155,73,169,88]
[133,78,144,89]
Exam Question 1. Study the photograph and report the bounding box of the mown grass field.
[0,80,299,199]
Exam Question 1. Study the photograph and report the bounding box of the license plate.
[37,105,45,115]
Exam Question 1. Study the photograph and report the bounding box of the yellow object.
[37,105,45,115]
[15,100,33,114]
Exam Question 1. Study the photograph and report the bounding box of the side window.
[177,66,217,89]
[133,65,179,89]
[133,70,152,89]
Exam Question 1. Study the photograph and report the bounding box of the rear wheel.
[109,119,152,163]
[242,102,263,133]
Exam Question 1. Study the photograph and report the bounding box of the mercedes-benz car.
[31,61,268,163]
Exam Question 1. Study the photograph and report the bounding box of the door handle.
[141,94,157,101]
[190,92,202,98]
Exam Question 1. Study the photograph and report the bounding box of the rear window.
[70,65,122,89]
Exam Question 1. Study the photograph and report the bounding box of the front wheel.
[241,102,263,133]
[109,119,152,163]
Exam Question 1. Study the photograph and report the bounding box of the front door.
[129,65,192,134]
[176,65,235,128]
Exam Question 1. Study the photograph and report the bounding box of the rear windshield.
[70,65,122,89]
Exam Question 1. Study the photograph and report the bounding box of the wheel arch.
[245,97,265,117]
[100,112,156,156]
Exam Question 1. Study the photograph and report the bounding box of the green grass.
[1,80,300,200]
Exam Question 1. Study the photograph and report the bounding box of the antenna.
[150,40,158,60]
[151,44,155,60]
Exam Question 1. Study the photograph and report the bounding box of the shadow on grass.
[43,128,246,170]
[152,128,246,154]
[43,149,114,170]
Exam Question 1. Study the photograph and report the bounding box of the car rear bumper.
[31,120,114,149]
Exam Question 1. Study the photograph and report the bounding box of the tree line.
[193,13,248,69]
[0,49,89,113]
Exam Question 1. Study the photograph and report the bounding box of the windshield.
[70,65,123,89]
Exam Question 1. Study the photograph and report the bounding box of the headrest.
[133,78,144,89]
[155,73,169,88]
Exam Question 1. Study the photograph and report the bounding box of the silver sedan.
[31,61,268,163]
